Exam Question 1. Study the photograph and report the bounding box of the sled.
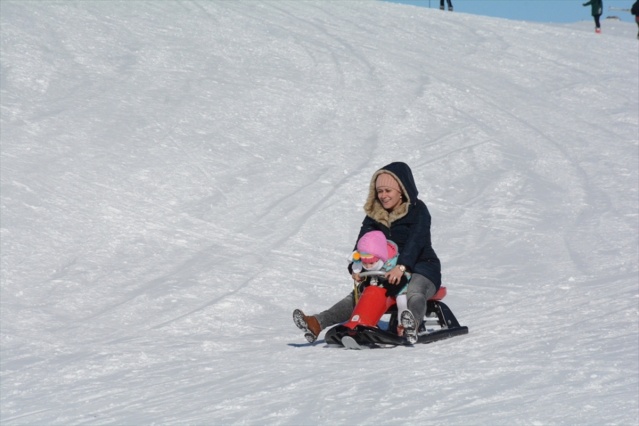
[324,271,468,348]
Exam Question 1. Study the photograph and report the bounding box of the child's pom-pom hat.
[356,230,389,262]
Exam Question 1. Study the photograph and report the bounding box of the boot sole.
[400,310,418,344]
[293,309,318,343]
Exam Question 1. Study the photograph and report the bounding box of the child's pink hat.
[357,230,389,262]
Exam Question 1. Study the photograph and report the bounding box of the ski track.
[1,1,638,425]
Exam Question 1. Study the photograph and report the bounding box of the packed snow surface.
[1,1,638,424]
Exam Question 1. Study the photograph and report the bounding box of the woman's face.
[376,187,402,211]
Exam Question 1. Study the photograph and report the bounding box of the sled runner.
[324,271,468,348]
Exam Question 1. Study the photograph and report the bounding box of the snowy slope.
[1,1,637,424]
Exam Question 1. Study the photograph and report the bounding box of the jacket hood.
[363,162,419,227]
[379,162,419,204]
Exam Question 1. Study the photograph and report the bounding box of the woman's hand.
[385,266,404,285]
[352,272,363,282]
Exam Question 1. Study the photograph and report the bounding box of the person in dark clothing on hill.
[440,0,453,12]
[631,1,639,39]
[583,0,604,33]
[293,162,441,344]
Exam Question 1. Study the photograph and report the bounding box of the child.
[348,230,411,334]
[293,231,411,343]
[351,230,409,296]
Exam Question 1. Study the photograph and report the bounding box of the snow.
[1,1,638,424]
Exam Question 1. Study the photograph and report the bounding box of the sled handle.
[354,271,386,303]
[358,270,386,278]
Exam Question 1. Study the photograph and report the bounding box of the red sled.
[324,271,468,348]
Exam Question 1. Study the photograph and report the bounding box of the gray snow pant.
[315,273,437,331]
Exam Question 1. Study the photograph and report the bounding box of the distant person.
[583,0,603,33]
[632,1,639,39]
[440,0,453,12]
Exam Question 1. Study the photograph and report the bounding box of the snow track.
[1,1,637,424]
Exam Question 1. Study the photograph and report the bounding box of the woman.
[293,162,441,344]
[583,0,603,33]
